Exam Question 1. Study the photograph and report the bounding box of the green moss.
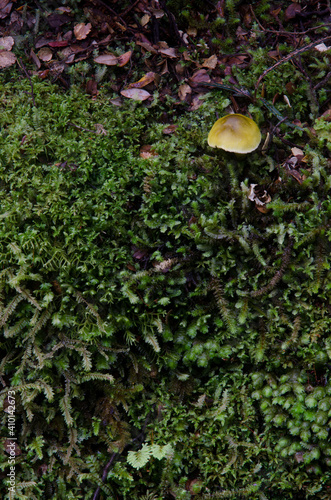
[0,25,331,498]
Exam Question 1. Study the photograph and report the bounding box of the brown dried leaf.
[202,54,218,69]
[178,83,192,101]
[288,169,303,184]
[188,69,211,86]
[0,36,14,50]
[120,88,151,101]
[86,79,98,96]
[162,124,178,135]
[0,0,12,19]
[127,71,156,89]
[291,147,304,157]
[38,47,53,62]
[4,439,21,456]
[140,14,150,26]
[74,22,92,41]
[135,40,158,54]
[94,54,118,65]
[159,47,177,58]
[118,50,132,67]
[190,94,205,111]
[284,3,301,21]
[30,48,41,69]
[140,145,159,158]
[0,50,16,68]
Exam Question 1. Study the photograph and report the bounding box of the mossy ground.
[1,1,331,499]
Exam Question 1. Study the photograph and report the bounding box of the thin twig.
[92,453,117,500]
[255,35,331,92]
[17,58,36,107]
[314,70,331,91]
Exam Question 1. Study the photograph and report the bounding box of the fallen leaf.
[94,53,118,65]
[291,147,304,157]
[159,47,177,58]
[190,94,205,111]
[120,88,151,101]
[188,69,210,86]
[315,43,329,52]
[30,48,41,69]
[74,22,92,41]
[140,14,150,26]
[38,47,53,62]
[4,439,21,456]
[140,145,158,158]
[162,124,178,135]
[118,50,132,67]
[127,71,156,89]
[288,169,303,184]
[48,40,69,48]
[0,0,12,19]
[0,50,16,68]
[94,123,108,135]
[202,54,218,69]
[86,79,97,96]
[135,40,158,54]
[178,83,191,101]
[0,36,14,50]
[284,3,301,21]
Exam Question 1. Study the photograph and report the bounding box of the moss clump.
[0,61,330,500]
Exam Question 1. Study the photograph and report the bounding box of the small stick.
[17,58,36,107]
[255,35,331,92]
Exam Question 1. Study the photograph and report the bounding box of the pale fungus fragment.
[208,113,261,154]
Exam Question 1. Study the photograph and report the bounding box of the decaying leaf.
[202,54,218,69]
[248,184,271,213]
[0,36,14,50]
[178,83,191,101]
[127,71,156,89]
[38,47,53,62]
[120,88,151,101]
[140,14,150,27]
[74,22,92,41]
[94,53,118,65]
[0,50,16,68]
[159,47,177,58]
[188,69,210,86]
[118,50,132,67]
[140,145,158,159]
[162,124,178,135]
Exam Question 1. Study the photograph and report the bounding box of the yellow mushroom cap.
[208,113,261,153]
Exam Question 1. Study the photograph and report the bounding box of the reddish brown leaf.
[30,48,41,69]
[94,54,118,66]
[48,40,69,48]
[86,79,98,96]
[284,3,301,21]
[202,54,218,69]
[140,145,159,158]
[38,47,53,62]
[118,50,132,67]
[159,47,177,58]
[128,72,156,89]
[74,22,92,41]
[188,69,211,86]
[0,50,16,68]
[178,83,192,101]
[120,88,151,101]
[0,36,14,50]
[162,124,178,135]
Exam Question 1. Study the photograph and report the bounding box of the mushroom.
[208,113,261,154]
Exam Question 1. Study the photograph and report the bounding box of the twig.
[68,122,95,133]
[17,58,36,107]
[255,35,331,92]
[314,70,331,91]
[92,452,117,500]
